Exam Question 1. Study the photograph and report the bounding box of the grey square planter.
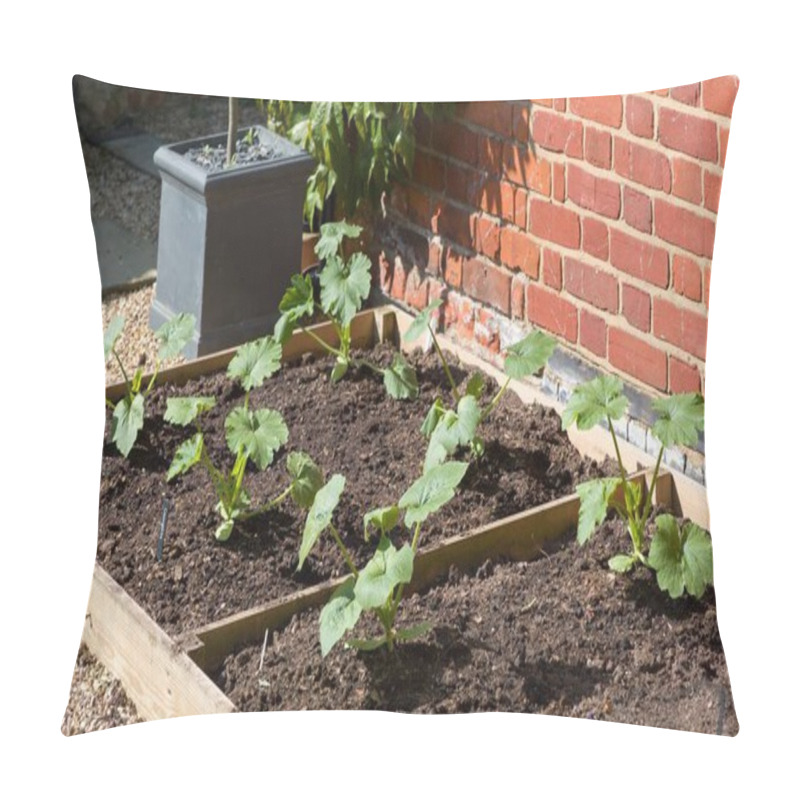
[150,125,314,357]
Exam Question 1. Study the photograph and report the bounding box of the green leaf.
[420,398,445,438]
[575,478,623,545]
[164,396,216,426]
[227,336,283,391]
[274,313,296,346]
[103,315,125,361]
[354,537,414,609]
[364,505,400,540]
[298,474,346,570]
[287,451,324,509]
[278,273,315,322]
[224,407,289,470]
[155,313,196,360]
[651,392,705,449]
[650,515,713,599]
[319,577,363,657]
[395,622,432,642]
[315,221,363,261]
[111,393,145,457]
[465,372,485,399]
[383,353,419,399]
[608,554,637,573]
[562,375,628,431]
[423,395,480,471]
[403,298,443,343]
[345,634,388,652]
[319,252,372,327]
[167,432,204,480]
[399,461,469,527]
[504,331,556,379]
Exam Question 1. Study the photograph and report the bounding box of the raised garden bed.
[86,305,722,728]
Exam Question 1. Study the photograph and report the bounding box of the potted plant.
[150,97,315,358]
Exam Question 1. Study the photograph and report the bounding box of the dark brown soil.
[98,343,612,636]
[214,516,737,735]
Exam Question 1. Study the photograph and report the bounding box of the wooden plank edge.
[83,564,235,720]
[188,470,667,674]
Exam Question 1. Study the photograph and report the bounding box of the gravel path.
[63,87,270,735]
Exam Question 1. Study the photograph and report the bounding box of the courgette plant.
[103,312,195,457]
[164,334,322,541]
[275,220,418,399]
[297,461,469,656]
[405,299,556,471]
[561,376,713,599]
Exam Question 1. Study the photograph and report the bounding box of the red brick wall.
[378,77,739,399]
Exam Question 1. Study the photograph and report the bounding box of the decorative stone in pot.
[150,125,314,357]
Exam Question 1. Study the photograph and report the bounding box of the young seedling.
[103,312,195,457]
[405,298,556,471]
[164,335,321,541]
[274,220,418,400]
[561,375,713,599]
[297,460,469,656]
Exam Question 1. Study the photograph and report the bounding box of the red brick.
[704,170,722,213]
[614,137,671,192]
[673,254,703,302]
[570,95,623,128]
[390,259,407,301]
[511,274,526,319]
[460,101,511,136]
[478,136,504,173]
[435,203,473,250]
[475,308,501,353]
[623,186,652,234]
[564,258,618,312]
[626,95,654,138]
[609,229,670,288]
[532,110,583,157]
[447,163,482,206]
[428,240,443,276]
[480,179,515,221]
[404,267,429,310]
[432,119,479,164]
[669,356,702,394]
[585,127,612,169]
[500,226,540,279]
[553,162,566,201]
[719,126,730,167]
[658,108,718,162]
[650,88,669,97]
[622,283,651,331]
[526,284,579,343]
[702,76,739,117]
[608,327,667,390]
[406,186,431,228]
[462,257,512,315]
[444,292,475,341]
[554,99,567,112]
[580,309,607,357]
[704,264,711,309]
[542,249,562,289]
[671,82,701,106]
[444,248,463,288]
[653,297,708,359]
[582,217,609,260]
[503,143,551,195]
[513,103,530,143]
[672,157,702,205]
[412,151,445,192]
[654,199,716,258]
[567,164,621,219]
[529,198,581,248]
[473,215,501,261]
[531,98,553,108]
[379,251,392,293]
[514,187,528,228]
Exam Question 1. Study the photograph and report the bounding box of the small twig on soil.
[520,597,537,613]
[258,627,270,674]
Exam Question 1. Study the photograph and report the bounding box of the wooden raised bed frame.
[85,305,710,720]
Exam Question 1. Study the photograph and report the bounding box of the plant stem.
[301,325,344,360]
[352,357,384,376]
[329,524,359,578]
[480,377,511,423]
[145,361,161,395]
[641,445,664,524]
[430,327,460,402]
[238,483,294,521]
[112,349,132,395]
